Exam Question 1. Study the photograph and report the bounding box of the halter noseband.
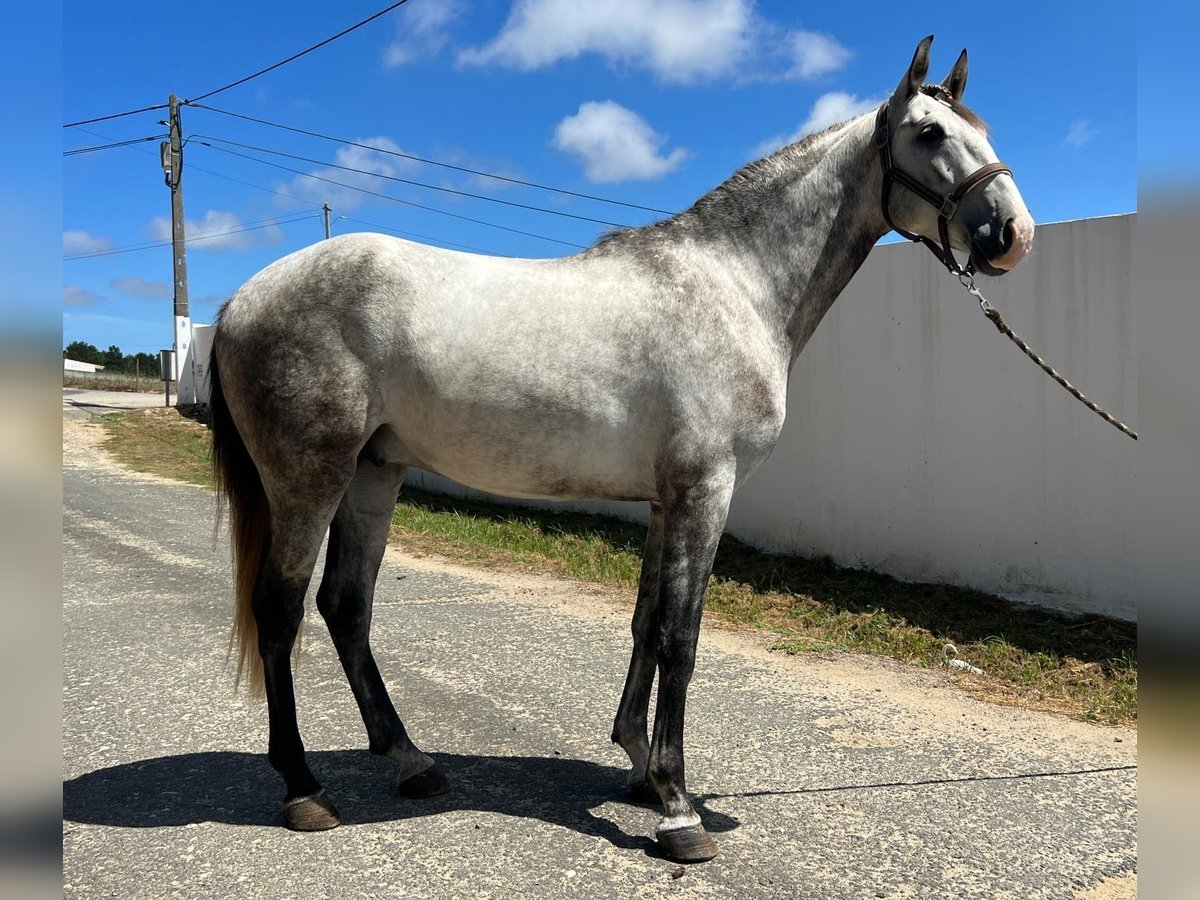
[874,96,1011,276]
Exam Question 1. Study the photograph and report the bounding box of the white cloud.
[1065,119,1097,148]
[64,284,102,307]
[786,30,851,80]
[459,0,848,85]
[63,230,114,255]
[553,101,689,183]
[111,276,170,300]
[383,0,462,67]
[751,91,881,158]
[148,210,284,252]
[275,137,417,210]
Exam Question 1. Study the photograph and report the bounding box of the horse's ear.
[942,48,969,101]
[893,35,933,102]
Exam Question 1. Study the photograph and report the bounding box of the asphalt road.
[62,393,1137,899]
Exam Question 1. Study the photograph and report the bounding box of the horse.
[208,36,1034,863]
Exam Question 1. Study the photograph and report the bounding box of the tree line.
[64,341,162,376]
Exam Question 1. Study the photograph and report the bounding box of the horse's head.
[879,35,1034,276]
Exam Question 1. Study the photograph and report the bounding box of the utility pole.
[160,94,195,405]
[323,203,332,239]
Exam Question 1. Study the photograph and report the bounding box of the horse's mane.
[587,118,857,253]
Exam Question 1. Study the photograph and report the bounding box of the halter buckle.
[940,197,958,219]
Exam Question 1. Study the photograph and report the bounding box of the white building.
[64,358,104,374]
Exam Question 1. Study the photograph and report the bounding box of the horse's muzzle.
[971,213,1034,275]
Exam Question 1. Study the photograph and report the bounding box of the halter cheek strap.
[874,101,1011,276]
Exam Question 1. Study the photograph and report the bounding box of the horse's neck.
[688,114,887,365]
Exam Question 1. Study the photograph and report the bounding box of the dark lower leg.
[316,462,443,794]
[612,503,664,794]
[254,568,332,828]
[645,473,733,861]
[319,588,435,783]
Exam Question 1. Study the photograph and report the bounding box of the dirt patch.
[1075,874,1136,900]
[63,415,183,486]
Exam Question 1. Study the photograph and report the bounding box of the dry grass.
[98,408,214,488]
[97,407,1137,726]
[65,373,163,394]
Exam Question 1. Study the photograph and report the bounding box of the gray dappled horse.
[209,36,1033,862]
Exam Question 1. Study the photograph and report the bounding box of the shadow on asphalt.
[63,750,739,854]
[64,400,154,412]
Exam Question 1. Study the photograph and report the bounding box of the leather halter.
[874,98,1011,276]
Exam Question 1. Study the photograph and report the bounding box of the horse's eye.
[919,123,945,142]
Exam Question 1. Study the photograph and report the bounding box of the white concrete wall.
[410,214,1136,620]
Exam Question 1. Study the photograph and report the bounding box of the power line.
[65,213,321,260]
[64,135,166,157]
[64,2,409,126]
[197,142,590,249]
[186,1,412,104]
[194,133,633,228]
[69,124,525,258]
[73,124,328,211]
[63,103,168,129]
[187,103,677,216]
[186,160,327,209]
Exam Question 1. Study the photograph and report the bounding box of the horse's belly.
[384,408,659,502]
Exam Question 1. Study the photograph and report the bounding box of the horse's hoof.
[656,824,718,863]
[398,764,449,799]
[282,791,340,831]
[627,780,658,805]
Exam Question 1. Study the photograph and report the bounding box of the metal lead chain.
[960,275,1137,441]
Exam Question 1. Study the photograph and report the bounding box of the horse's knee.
[655,633,697,679]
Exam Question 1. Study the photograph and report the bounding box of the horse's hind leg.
[612,502,665,802]
[254,492,350,832]
[316,459,449,798]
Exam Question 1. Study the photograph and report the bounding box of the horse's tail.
[209,332,268,699]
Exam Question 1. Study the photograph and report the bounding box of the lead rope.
[957,273,1137,440]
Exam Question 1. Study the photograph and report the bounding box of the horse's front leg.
[647,467,734,863]
[612,502,665,801]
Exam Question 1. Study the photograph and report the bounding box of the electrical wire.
[64,2,409,125]
[186,1,411,103]
[67,125,535,257]
[73,124,328,211]
[193,134,632,227]
[65,213,321,260]
[64,135,166,156]
[63,103,168,129]
[196,141,590,249]
[186,103,677,216]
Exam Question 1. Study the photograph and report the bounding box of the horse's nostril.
[1002,218,1016,252]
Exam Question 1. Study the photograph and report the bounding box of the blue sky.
[62,0,1136,355]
